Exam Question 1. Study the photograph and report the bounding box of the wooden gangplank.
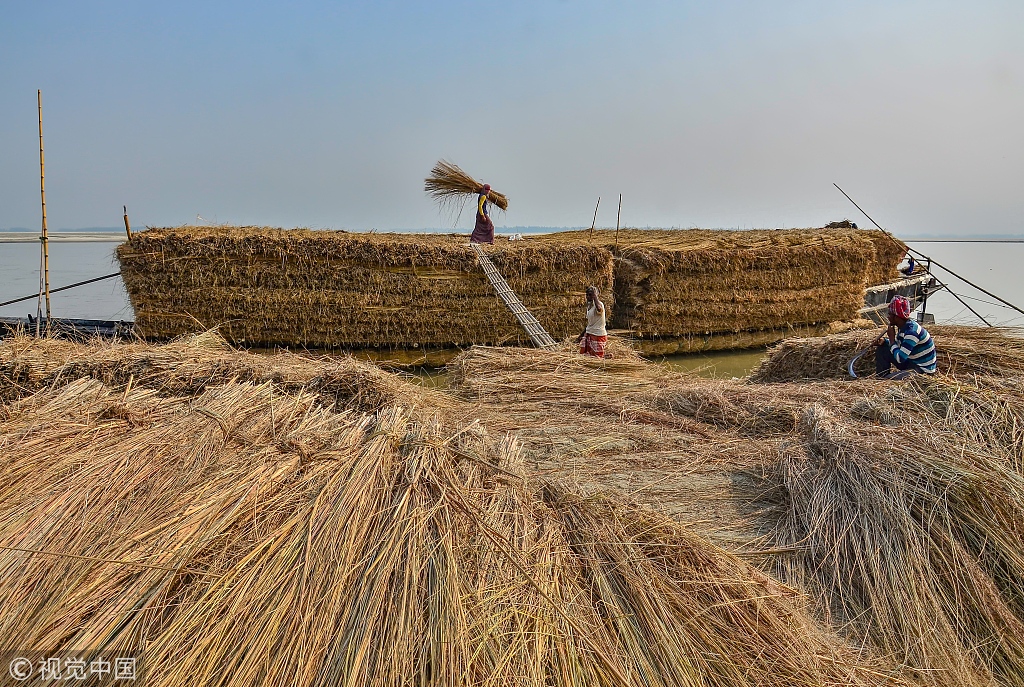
[471,243,558,350]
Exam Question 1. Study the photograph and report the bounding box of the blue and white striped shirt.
[890,320,937,373]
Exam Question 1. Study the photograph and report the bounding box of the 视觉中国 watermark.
[3,652,141,683]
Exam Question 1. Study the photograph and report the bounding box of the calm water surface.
[0,241,130,320]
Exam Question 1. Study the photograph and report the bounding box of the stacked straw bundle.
[863,229,909,285]
[525,228,904,352]
[604,228,902,338]
[0,342,903,686]
[116,226,612,348]
[116,225,904,353]
[424,159,508,211]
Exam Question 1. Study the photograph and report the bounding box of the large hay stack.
[544,228,903,341]
[116,226,904,352]
[116,226,613,348]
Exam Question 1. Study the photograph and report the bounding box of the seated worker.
[577,285,608,358]
[875,295,936,379]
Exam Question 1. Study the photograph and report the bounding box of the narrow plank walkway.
[471,243,558,350]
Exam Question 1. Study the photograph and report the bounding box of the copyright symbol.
[8,657,33,680]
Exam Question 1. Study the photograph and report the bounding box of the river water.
[2,237,1021,377]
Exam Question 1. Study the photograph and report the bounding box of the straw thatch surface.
[117,226,613,347]
[446,329,1024,686]
[751,325,1024,382]
[0,338,906,686]
[532,228,903,337]
[0,332,451,414]
[116,225,904,351]
[6,327,1024,683]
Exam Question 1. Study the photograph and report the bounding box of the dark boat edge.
[0,316,134,341]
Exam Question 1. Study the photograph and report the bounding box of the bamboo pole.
[38,90,51,328]
[834,183,994,326]
[588,197,600,240]
[123,205,133,242]
[613,194,622,250]
[0,273,122,309]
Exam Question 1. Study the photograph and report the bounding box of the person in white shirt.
[577,286,608,358]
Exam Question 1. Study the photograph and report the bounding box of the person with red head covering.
[874,295,936,378]
[470,184,494,244]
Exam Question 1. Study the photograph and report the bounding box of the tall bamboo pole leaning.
[613,193,622,250]
[37,89,51,331]
[588,197,600,240]
[123,206,133,242]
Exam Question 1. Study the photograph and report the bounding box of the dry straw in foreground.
[754,393,1024,687]
[0,373,899,686]
[449,331,1024,686]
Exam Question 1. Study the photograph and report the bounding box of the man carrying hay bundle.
[874,295,936,379]
[470,183,495,244]
[578,285,608,357]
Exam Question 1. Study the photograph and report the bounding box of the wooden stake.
[613,194,622,250]
[37,89,51,327]
[588,197,601,240]
[123,205,133,242]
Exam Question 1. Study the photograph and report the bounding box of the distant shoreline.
[2,228,1022,244]
[0,233,126,243]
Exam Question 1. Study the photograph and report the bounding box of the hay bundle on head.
[425,159,508,212]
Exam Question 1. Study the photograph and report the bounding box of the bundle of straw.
[0,332,451,415]
[755,401,1024,686]
[424,159,508,211]
[0,377,899,687]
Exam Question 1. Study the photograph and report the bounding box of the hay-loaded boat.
[112,225,913,356]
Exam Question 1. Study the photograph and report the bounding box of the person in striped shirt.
[874,295,937,379]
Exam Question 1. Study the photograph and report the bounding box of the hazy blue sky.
[1,1,1021,234]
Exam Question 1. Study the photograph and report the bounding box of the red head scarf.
[888,295,912,319]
